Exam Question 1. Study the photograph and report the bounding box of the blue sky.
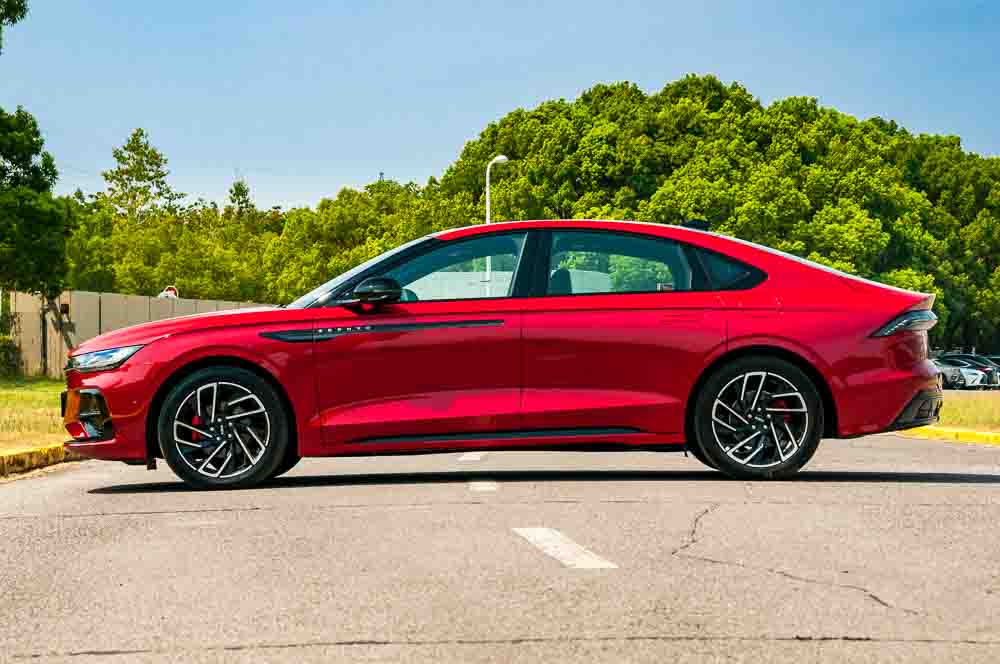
[2,1,997,209]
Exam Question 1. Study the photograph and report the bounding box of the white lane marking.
[468,480,498,492]
[458,452,485,462]
[513,528,618,569]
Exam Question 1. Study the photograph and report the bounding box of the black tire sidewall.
[686,440,718,470]
[158,367,289,489]
[694,357,823,480]
[268,454,302,480]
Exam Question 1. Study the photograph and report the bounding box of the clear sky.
[2,1,997,209]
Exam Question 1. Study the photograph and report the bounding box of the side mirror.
[352,277,402,305]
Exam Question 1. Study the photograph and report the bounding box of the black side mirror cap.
[352,277,402,305]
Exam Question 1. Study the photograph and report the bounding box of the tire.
[693,356,823,480]
[158,366,290,489]
[686,439,718,470]
[268,453,302,480]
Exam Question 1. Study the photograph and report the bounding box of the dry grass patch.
[0,378,66,453]
[939,389,1000,432]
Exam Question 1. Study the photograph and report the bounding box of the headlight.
[66,345,144,373]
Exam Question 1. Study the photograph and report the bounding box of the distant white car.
[958,367,987,389]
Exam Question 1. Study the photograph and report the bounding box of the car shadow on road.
[88,468,1000,494]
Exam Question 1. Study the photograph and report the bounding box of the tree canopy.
[32,75,1000,350]
[0,105,75,297]
[0,0,27,54]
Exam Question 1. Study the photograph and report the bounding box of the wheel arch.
[685,345,839,443]
[145,355,299,463]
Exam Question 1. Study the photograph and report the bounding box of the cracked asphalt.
[2,433,1000,663]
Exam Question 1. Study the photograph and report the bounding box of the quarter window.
[378,232,527,301]
[693,247,765,290]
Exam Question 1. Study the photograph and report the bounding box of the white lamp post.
[485,154,508,225]
[484,155,509,297]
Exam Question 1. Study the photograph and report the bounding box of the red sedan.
[62,220,942,488]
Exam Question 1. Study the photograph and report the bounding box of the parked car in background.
[935,357,990,389]
[60,219,943,488]
[931,359,966,390]
[939,354,1000,389]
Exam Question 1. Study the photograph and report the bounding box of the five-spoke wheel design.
[173,382,272,479]
[710,371,808,469]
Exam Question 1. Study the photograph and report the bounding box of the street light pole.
[485,154,508,224]
[484,155,508,297]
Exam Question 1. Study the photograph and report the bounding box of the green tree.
[0,0,27,54]
[60,75,1000,350]
[100,128,185,220]
[0,105,75,297]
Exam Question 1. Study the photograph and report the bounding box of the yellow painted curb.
[0,443,83,477]
[900,426,1000,447]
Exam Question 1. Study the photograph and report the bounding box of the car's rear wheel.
[268,453,302,480]
[158,367,289,489]
[693,356,823,480]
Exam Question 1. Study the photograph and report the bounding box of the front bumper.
[62,389,115,441]
[61,365,153,462]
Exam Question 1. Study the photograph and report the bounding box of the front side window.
[378,232,527,301]
[546,231,694,295]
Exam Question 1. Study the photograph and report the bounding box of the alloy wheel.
[172,381,272,479]
[709,371,809,469]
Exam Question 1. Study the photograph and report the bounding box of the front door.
[521,230,728,437]
[313,231,531,450]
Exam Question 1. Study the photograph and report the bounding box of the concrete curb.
[0,443,83,478]
[900,426,1000,447]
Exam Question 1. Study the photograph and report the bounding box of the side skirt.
[311,428,686,457]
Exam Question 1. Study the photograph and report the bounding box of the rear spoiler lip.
[908,293,935,310]
[833,274,933,311]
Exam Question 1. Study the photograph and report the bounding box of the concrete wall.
[7,291,269,379]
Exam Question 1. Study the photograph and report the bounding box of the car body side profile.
[62,220,942,488]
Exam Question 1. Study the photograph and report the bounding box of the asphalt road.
[2,434,1000,663]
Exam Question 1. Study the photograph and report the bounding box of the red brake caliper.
[191,415,203,442]
[772,399,792,424]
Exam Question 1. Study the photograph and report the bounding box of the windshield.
[285,236,433,309]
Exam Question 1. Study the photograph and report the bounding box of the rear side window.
[693,247,766,291]
[546,231,695,295]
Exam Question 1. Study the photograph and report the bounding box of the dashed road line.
[458,452,486,462]
[468,480,498,492]
[513,527,618,569]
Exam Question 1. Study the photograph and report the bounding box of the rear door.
[520,229,728,437]
[313,231,532,449]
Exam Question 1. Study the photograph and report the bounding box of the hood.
[70,307,279,356]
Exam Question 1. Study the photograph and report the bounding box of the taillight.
[871,309,937,337]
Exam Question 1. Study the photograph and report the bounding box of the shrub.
[0,334,19,377]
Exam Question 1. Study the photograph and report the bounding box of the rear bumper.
[885,388,943,432]
[835,359,941,437]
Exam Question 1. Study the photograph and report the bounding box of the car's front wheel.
[158,366,290,489]
[693,356,823,480]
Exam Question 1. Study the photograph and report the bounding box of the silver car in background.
[934,357,988,389]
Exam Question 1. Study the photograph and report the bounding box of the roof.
[436,219,705,241]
